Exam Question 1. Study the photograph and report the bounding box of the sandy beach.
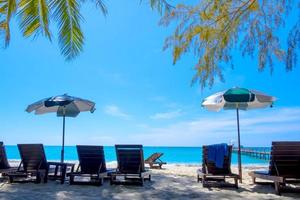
[0,162,299,200]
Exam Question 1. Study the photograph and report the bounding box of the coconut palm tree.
[0,0,172,60]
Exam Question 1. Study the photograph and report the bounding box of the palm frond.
[0,0,17,47]
[0,1,6,36]
[50,0,83,60]
[80,0,107,16]
[0,20,6,42]
[18,0,51,39]
[141,0,173,14]
[0,1,6,14]
[95,0,107,16]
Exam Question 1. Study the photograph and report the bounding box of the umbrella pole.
[61,115,65,163]
[236,108,242,183]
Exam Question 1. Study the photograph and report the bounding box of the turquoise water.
[5,146,269,165]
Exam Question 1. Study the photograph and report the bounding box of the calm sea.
[4,146,270,165]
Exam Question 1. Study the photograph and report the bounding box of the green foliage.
[161,0,299,89]
[0,0,170,59]
[0,0,17,47]
[144,0,173,14]
[19,0,51,39]
[51,0,83,60]
[287,15,300,70]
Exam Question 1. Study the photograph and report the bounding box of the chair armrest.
[17,160,23,171]
[97,163,103,175]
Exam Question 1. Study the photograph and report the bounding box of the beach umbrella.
[202,87,276,182]
[26,94,96,162]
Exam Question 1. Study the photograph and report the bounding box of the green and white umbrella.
[202,87,276,182]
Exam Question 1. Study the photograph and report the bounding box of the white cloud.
[150,109,183,120]
[103,105,131,120]
[46,106,300,146]
[135,123,150,129]
[129,107,300,146]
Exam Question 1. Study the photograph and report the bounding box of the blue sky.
[0,0,299,147]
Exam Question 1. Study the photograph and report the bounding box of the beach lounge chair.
[145,152,167,169]
[7,144,49,183]
[197,144,239,188]
[0,142,17,175]
[68,145,107,186]
[249,141,300,195]
[110,145,151,186]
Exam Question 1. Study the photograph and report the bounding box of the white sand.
[0,162,299,200]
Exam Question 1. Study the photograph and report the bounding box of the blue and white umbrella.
[202,87,276,182]
[26,94,96,162]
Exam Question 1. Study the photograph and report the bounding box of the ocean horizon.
[5,145,270,165]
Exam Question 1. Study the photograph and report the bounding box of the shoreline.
[3,145,272,148]
[7,159,269,167]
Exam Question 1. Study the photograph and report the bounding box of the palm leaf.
[80,0,107,16]
[50,0,83,60]
[0,20,6,41]
[0,1,6,14]
[95,0,107,16]
[18,0,51,39]
[0,1,6,36]
[141,0,173,14]
[0,0,17,47]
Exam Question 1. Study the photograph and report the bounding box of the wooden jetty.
[233,148,270,160]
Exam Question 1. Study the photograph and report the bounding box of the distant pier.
[233,148,271,160]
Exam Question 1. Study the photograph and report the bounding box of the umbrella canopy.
[26,94,96,162]
[202,87,276,182]
[202,88,276,111]
[26,94,96,117]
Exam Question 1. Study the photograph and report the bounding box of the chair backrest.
[0,142,10,169]
[145,152,163,163]
[202,145,232,175]
[269,141,300,178]
[76,145,107,174]
[115,145,145,174]
[18,144,48,172]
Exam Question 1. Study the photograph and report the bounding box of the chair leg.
[40,174,45,183]
[202,176,207,187]
[197,174,203,183]
[251,177,256,184]
[110,175,114,185]
[44,173,48,183]
[234,177,238,189]
[44,165,49,183]
[96,175,103,186]
[8,176,13,183]
[69,175,74,185]
[148,174,151,181]
[36,173,41,184]
[274,182,281,195]
[99,177,103,186]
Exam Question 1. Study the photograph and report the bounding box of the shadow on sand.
[0,174,299,200]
